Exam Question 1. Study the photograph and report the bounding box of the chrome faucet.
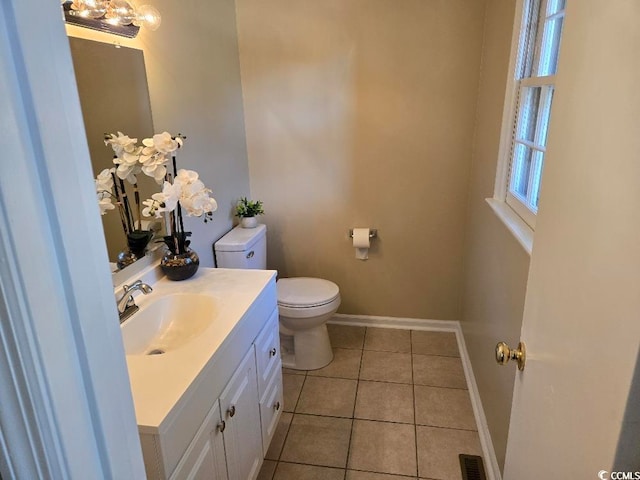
[117,280,152,323]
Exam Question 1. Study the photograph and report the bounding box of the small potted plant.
[235,197,264,228]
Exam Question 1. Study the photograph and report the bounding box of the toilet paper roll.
[352,228,370,260]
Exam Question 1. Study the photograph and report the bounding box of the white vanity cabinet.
[136,272,282,480]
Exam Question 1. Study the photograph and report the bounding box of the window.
[494,0,566,232]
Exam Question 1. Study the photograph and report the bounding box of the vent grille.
[459,454,487,480]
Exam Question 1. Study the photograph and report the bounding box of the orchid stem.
[117,178,133,235]
[133,183,142,231]
[171,155,185,236]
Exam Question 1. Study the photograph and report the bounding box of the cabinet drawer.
[259,368,283,455]
[254,309,280,396]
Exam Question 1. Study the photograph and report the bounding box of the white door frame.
[0,0,144,478]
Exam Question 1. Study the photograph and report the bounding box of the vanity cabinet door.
[219,347,263,480]
[253,309,280,396]
[169,399,228,480]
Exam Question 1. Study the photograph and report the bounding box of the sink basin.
[121,293,217,356]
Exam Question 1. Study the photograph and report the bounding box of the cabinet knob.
[217,421,226,433]
[274,401,281,411]
[269,348,277,357]
[227,405,236,418]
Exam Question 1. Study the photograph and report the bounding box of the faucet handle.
[123,279,143,292]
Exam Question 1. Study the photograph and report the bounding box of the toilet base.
[279,324,333,370]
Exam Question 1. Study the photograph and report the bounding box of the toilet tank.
[214,224,267,269]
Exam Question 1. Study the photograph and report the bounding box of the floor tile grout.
[412,352,461,359]
[411,329,419,478]
[341,326,366,477]
[284,410,479,432]
[286,373,468,390]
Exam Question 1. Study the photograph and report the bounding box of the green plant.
[235,197,264,218]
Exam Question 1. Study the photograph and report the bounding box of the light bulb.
[134,4,161,31]
[106,0,136,25]
[70,0,108,19]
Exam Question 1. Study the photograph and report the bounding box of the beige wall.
[237,0,486,318]
[459,0,530,471]
[67,0,250,268]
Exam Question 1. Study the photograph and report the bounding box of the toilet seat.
[277,277,340,308]
[277,278,340,319]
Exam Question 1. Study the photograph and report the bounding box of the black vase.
[161,248,200,281]
[127,230,153,258]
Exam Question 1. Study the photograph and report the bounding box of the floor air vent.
[459,454,487,480]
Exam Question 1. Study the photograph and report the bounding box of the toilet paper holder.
[348,229,377,239]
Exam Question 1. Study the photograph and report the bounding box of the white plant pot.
[241,216,258,228]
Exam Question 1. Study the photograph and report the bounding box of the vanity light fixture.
[62,0,161,38]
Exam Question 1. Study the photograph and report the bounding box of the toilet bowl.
[277,277,341,370]
[213,225,341,371]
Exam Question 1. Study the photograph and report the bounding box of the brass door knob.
[227,405,236,418]
[217,421,226,433]
[495,341,526,371]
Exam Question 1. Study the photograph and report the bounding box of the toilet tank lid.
[277,277,340,307]
[214,224,266,252]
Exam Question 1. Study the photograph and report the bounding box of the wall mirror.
[68,37,163,272]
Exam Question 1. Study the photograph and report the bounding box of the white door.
[503,2,640,478]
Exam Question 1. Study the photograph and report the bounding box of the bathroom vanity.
[120,268,282,480]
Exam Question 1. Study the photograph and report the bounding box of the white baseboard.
[328,313,502,480]
[330,313,458,332]
[454,325,503,480]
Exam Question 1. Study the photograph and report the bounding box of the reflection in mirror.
[68,37,163,271]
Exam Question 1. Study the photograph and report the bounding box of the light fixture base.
[63,2,141,38]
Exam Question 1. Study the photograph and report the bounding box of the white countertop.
[123,267,277,432]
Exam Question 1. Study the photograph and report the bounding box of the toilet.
[214,224,340,370]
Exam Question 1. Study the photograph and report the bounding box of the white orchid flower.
[142,164,168,184]
[142,168,217,218]
[142,197,163,218]
[175,168,199,184]
[139,146,169,184]
[105,132,138,156]
[181,193,218,217]
[140,145,165,162]
[113,149,143,183]
[179,177,203,195]
[95,168,114,190]
[204,196,218,213]
[168,169,218,217]
[95,168,116,215]
[122,148,142,163]
[97,196,116,215]
[156,180,182,213]
[143,131,181,155]
[115,163,140,184]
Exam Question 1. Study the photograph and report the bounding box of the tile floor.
[258,324,483,480]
